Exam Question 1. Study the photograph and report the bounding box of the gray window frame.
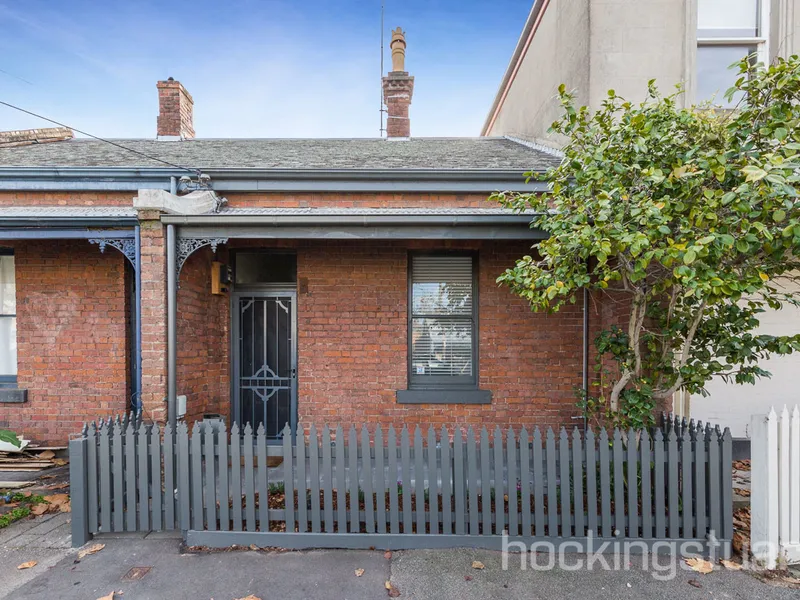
[406,250,479,391]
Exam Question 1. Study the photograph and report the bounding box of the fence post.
[751,409,779,569]
[69,436,91,547]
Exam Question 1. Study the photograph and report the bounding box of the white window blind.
[698,0,759,37]
[0,254,17,377]
[410,255,475,384]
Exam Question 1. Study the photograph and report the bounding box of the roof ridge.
[503,135,564,159]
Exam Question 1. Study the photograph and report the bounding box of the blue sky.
[0,0,531,138]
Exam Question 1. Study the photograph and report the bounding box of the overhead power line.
[0,99,200,175]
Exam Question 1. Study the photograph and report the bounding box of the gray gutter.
[163,213,548,240]
[0,217,139,228]
[161,213,540,226]
[0,227,135,239]
[0,167,546,193]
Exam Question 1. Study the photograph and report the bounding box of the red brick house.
[0,47,591,445]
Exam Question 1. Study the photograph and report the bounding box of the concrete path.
[2,535,799,600]
[0,512,75,595]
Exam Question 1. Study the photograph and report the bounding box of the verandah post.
[69,435,91,547]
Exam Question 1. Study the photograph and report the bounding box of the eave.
[0,167,548,193]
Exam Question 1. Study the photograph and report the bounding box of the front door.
[232,292,297,439]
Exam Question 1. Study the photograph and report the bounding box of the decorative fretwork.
[176,237,228,275]
[88,238,137,270]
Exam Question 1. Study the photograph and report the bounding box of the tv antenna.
[379,0,387,137]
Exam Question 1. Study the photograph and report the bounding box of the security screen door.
[232,292,297,440]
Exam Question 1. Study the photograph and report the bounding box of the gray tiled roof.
[0,137,561,171]
[214,206,518,216]
[0,206,137,218]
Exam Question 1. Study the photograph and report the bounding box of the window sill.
[396,389,491,405]
[0,388,27,403]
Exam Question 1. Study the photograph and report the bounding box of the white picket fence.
[751,406,800,569]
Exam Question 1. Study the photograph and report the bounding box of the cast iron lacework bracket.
[176,237,228,276]
[88,238,137,271]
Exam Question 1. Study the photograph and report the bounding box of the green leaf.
[0,429,21,448]
[683,249,697,264]
[774,209,787,222]
[775,127,789,141]
[742,165,768,182]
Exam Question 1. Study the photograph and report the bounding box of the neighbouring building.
[0,31,619,445]
[482,0,800,441]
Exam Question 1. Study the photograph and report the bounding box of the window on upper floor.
[409,253,477,389]
[0,251,17,384]
[697,0,768,108]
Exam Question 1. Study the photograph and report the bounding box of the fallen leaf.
[78,543,105,559]
[39,474,55,480]
[31,503,49,516]
[471,560,485,570]
[44,493,68,503]
[385,581,401,598]
[464,575,473,581]
[233,596,261,600]
[384,550,392,560]
[688,579,702,589]
[720,559,742,570]
[38,450,56,460]
[355,568,365,577]
[249,544,259,551]
[59,500,71,513]
[734,488,751,498]
[96,593,115,600]
[685,557,713,574]
[52,458,68,466]
[17,561,37,570]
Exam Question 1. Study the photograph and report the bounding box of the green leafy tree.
[493,56,800,429]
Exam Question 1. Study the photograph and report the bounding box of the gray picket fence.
[69,416,733,555]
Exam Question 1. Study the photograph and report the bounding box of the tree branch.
[654,299,707,400]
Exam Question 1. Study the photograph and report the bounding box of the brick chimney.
[156,78,194,139]
[382,28,414,138]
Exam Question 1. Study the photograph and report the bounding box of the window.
[0,251,16,384]
[696,0,768,107]
[409,254,476,388]
[234,252,297,286]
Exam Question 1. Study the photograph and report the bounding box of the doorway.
[230,251,297,439]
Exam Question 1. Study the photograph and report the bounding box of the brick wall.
[177,247,229,424]
[0,191,134,206]
[138,219,167,422]
[0,241,129,444]
[223,192,495,209]
[173,240,586,433]
[294,240,585,432]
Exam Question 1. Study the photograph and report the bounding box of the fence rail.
[751,406,800,568]
[70,416,733,554]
